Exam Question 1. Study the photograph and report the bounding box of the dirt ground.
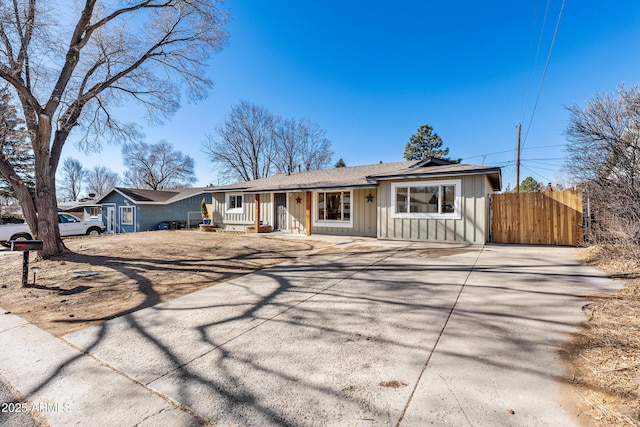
[563,245,640,427]
[0,230,331,336]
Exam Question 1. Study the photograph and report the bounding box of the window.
[121,206,134,225]
[392,180,461,219]
[314,190,352,228]
[227,193,243,213]
[58,213,79,223]
[89,207,100,218]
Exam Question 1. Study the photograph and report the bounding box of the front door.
[274,193,287,231]
[106,207,115,234]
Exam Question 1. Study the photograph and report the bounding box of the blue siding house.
[97,187,210,234]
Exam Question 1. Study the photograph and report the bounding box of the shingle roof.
[208,161,414,193]
[208,159,502,193]
[58,200,101,211]
[99,187,208,204]
[116,188,178,202]
[367,163,502,190]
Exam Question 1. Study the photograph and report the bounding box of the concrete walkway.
[0,240,623,426]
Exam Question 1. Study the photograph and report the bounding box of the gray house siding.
[311,188,376,237]
[287,191,309,234]
[377,175,492,244]
[211,192,273,230]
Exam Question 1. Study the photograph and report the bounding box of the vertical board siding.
[303,189,376,236]
[377,175,490,244]
[491,190,583,245]
[288,192,307,234]
[211,193,225,225]
[211,192,273,228]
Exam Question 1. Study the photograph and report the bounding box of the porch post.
[305,191,312,236]
[255,194,261,233]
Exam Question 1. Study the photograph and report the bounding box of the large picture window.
[120,206,134,225]
[314,190,352,228]
[392,180,461,219]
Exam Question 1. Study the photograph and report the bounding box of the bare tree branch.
[85,165,118,197]
[205,101,334,183]
[0,0,228,257]
[58,157,87,201]
[565,83,640,252]
[122,140,196,190]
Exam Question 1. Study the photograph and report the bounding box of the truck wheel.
[87,227,102,236]
[10,233,32,242]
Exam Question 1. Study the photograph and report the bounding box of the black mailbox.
[11,240,43,251]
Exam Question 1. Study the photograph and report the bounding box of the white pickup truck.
[0,213,105,247]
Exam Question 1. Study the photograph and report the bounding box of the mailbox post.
[11,240,43,287]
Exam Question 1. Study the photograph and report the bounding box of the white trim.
[272,192,289,231]
[391,179,462,220]
[312,190,354,229]
[120,205,135,226]
[104,204,116,234]
[226,193,243,214]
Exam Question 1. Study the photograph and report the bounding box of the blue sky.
[62,1,640,190]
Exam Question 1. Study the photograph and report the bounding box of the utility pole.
[516,123,521,193]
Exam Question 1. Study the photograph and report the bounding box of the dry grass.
[562,245,640,426]
[0,231,331,336]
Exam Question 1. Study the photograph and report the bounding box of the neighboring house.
[96,187,209,234]
[58,199,103,221]
[206,158,502,244]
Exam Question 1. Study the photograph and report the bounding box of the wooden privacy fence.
[491,190,583,246]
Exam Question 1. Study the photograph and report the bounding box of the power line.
[521,0,566,150]
[521,0,551,121]
[463,144,565,161]
[521,164,553,183]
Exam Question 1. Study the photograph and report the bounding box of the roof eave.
[240,184,377,194]
[367,168,503,191]
[98,188,206,204]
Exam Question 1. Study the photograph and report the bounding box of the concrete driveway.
[0,239,622,426]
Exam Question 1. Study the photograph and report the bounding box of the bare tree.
[204,101,276,182]
[296,119,333,171]
[58,157,86,201]
[272,117,299,175]
[272,117,333,174]
[0,1,228,257]
[122,140,196,190]
[205,101,334,182]
[565,84,640,254]
[86,165,118,197]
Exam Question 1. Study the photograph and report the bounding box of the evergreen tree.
[519,176,544,192]
[0,86,34,203]
[335,158,346,168]
[404,124,450,160]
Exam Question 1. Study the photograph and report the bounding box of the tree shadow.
[6,243,620,425]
